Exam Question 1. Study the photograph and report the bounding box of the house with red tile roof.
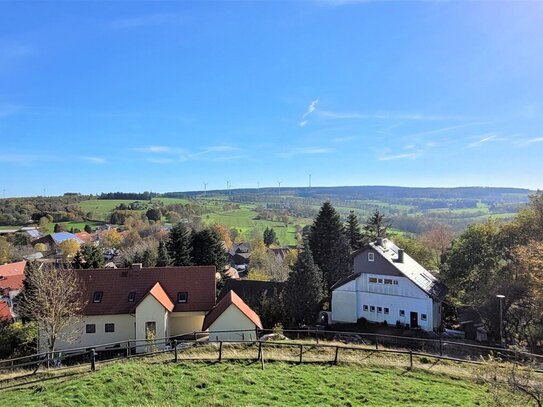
[0,260,26,298]
[51,264,216,353]
[0,301,13,321]
[203,290,262,342]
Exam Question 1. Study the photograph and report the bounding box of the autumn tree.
[364,209,391,240]
[167,223,192,266]
[213,223,233,251]
[101,229,122,249]
[0,237,10,264]
[17,264,86,353]
[420,224,455,269]
[283,241,324,325]
[58,239,81,261]
[53,223,67,233]
[308,202,352,296]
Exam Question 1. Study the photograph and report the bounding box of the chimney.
[394,249,404,264]
[376,237,383,247]
[131,263,143,270]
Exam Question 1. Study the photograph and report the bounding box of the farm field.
[1,359,494,406]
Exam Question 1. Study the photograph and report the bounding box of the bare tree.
[476,356,543,407]
[420,223,455,269]
[17,264,86,354]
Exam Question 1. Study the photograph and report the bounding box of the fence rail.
[1,328,542,384]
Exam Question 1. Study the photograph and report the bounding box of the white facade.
[208,305,258,342]
[332,273,439,330]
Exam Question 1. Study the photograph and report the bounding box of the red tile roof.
[142,282,175,312]
[202,290,263,331]
[0,260,26,277]
[0,301,13,321]
[76,266,216,316]
[75,232,93,242]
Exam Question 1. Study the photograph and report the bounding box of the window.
[177,292,188,303]
[377,307,382,313]
[86,324,96,334]
[393,280,399,285]
[368,252,374,262]
[363,305,368,311]
[128,292,136,302]
[369,277,378,284]
[384,308,389,314]
[370,306,376,312]
[378,278,383,284]
[421,314,427,321]
[384,279,393,285]
[105,323,115,333]
[93,291,103,303]
[399,310,405,317]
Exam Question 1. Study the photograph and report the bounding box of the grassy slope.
[2,360,491,407]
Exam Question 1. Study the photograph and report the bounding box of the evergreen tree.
[84,224,92,234]
[345,211,366,251]
[73,244,105,269]
[191,228,228,271]
[308,202,353,296]
[146,208,162,222]
[364,209,392,240]
[283,240,324,325]
[156,240,171,267]
[142,247,157,267]
[167,223,192,266]
[263,227,277,246]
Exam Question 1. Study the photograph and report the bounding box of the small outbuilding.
[203,290,262,342]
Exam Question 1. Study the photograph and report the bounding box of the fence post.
[316,330,319,344]
[193,331,197,342]
[218,341,223,362]
[126,340,131,358]
[334,346,339,365]
[90,348,96,372]
[173,340,178,362]
[375,336,379,350]
[439,338,443,356]
[409,350,413,370]
[299,344,303,364]
[257,341,262,361]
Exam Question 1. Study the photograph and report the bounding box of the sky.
[1,0,543,197]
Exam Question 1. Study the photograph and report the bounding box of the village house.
[32,232,84,254]
[203,290,262,342]
[50,264,216,353]
[331,238,447,331]
[0,260,26,300]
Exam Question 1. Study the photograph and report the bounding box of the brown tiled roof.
[76,266,216,316]
[202,290,262,331]
[0,301,12,321]
[141,282,175,312]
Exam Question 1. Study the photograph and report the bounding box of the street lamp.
[496,294,505,346]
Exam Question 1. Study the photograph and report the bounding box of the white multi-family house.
[331,238,447,331]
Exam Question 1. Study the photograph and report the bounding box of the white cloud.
[299,120,308,128]
[299,98,319,127]
[466,135,497,148]
[134,145,173,153]
[80,156,106,164]
[378,152,421,161]
[109,13,182,29]
[278,147,333,158]
[522,137,543,145]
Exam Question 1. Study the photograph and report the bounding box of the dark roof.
[218,279,285,307]
[76,266,216,315]
[202,290,262,331]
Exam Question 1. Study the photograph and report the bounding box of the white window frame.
[421,314,427,321]
[377,307,382,313]
[370,306,376,312]
[399,310,405,317]
[363,305,368,311]
[368,252,375,262]
[384,308,389,315]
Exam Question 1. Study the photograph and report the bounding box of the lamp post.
[496,294,505,346]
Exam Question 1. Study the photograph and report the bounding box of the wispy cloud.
[409,122,489,138]
[318,110,465,121]
[520,137,543,145]
[299,98,319,127]
[134,145,238,163]
[278,146,333,158]
[80,156,106,164]
[377,151,421,161]
[331,136,357,143]
[466,134,497,148]
[109,13,182,29]
[134,145,174,153]
[0,154,36,164]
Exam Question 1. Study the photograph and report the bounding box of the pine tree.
[263,227,277,246]
[156,240,171,267]
[84,224,92,234]
[364,209,392,240]
[167,223,193,266]
[73,244,105,269]
[345,211,366,251]
[283,240,324,325]
[191,228,228,271]
[142,247,157,267]
[308,202,353,296]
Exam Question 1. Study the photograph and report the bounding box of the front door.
[410,312,418,329]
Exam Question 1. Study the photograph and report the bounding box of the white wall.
[169,312,205,336]
[135,295,168,353]
[332,273,438,331]
[53,314,135,352]
[208,305,257,342]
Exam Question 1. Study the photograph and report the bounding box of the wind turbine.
[203,182,208,197]
[277,181,282,195]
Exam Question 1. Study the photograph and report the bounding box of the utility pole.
[497,294,505,346]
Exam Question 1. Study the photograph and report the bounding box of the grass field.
[1,359,494,406]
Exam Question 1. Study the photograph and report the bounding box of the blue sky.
[1,1,543,196]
